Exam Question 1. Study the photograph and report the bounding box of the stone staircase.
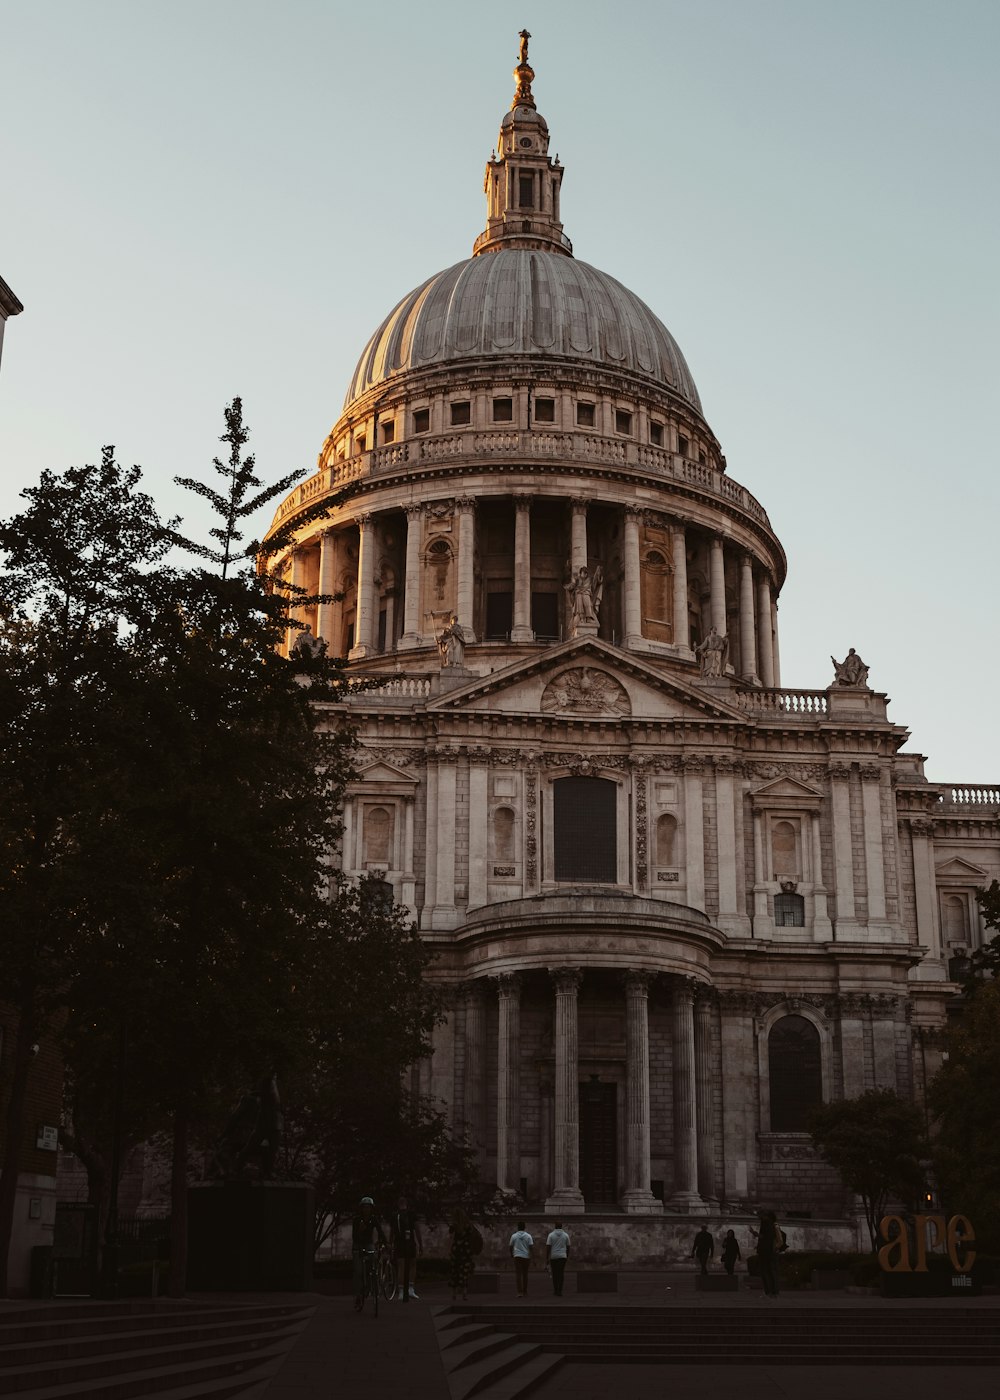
[436,1302,1000,1388]
[0,1298,312,1398]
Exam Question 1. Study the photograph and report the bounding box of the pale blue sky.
[1,0,997,780]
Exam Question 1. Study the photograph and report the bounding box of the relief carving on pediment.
[540,667,631,718]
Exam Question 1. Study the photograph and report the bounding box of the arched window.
[493,807,515,862]
[768,1015,822,1131]
[656,813,677,866]
[772,820,797,877]
[943,894,969,946]
[363,806,392,866]
[553,776,616,883]
[773,892,805,927]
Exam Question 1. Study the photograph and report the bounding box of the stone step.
[439,1321,510,1350]
[0,1349,287,1400]
[471,1351,564,1400]
[442,1329,524,1372]
[446,1340,544,1400]
[0,1326,301,1394]
[0,1304,311,1346]
[0,1315,308,1367]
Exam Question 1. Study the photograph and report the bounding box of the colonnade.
[302,494,779,684]
[462,970,716,1214]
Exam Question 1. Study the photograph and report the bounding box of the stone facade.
[265,40,999,1244]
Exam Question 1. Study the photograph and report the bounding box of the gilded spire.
[512,28,535,109]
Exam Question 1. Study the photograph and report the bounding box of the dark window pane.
[531,592,559,638]
[615,410,632,435]
[769,1015,822,1131]
[451,401,471,425]
[577,403,595,428]
[650,422,663,446]
[377,609,387,652]
[554,776,616,883]
[413,408,430,433]
[534,397,555,422]
[485,591,513,639]
[381,420,395,444]
[677,433,689,457]
[774,892,805,927]
[519,174,534,208]
[493,397,513,422]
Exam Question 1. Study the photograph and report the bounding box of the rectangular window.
[677,433,689,457]
[377,609,387,652]
[615,410,632,436]
[493,397,513,422]
[531,591,559,639]
[355,436,366,454]
[413,408,430,434]
[650,422,664,446]
[576,402,595,428]
[554,776,617,883]
[451,401,471,426]
[534,396,555,423]
[381,420,395,444]
[519,173,534,208]
[485,591,513,640]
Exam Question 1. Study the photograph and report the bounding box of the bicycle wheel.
[380,1253,397,1302]
[371,1255,379,1317]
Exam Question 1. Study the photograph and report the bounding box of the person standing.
[721,1229,741,1276]
[509,1220,534,1298]
[545,1221,571,1297]
[351,1196,387,1312]
[390,1195,423,1302]
[691,1225,714,1274]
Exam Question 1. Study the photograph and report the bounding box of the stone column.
[694,992,717,1202]
[756,576,775,687]
[810,810,833,938]
[511,495,534,642]
[349,513,376,658]
[770,597,781,687]
[570,498,588,573]
[315,530,338,651]
[467,753,489,909]
[623,505,643,645]
[909,817,942,964]
[670,979,704,1210]
[671,521,690,651]
[715,759,738,923]
[860,765,887,922]
[399,504,424,648]
[839,998,866,1099]
[496,973,522,1193]
[739,553,758,682]
[719,992,756,1201]
[456,496,477,642]
[421,763,438,928]
[872,1002,898,1091]
[433,751,457,926]
[709,536,727,637]
[545,968,586,1213]
[683,758,706,911]
[829,763,857,930]
[286,546,306,654]
[463,981,488,1166]
[622,971,661,1213]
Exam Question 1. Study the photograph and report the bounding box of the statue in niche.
[564,564,603,633]
[695,625,728,677]
[438,612,466,667]
[831,647,870,687]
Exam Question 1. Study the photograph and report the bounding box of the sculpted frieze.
[360,747,424,770]
[752,762,828,782]
[541,667,631,718]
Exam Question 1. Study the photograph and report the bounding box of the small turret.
[473,31,572,258]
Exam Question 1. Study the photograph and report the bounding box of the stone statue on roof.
[831,647,869,687]
[696,626,728,678]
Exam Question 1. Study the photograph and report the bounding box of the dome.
[343,250,703,415]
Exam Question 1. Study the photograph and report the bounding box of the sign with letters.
[878,1214,975,1274]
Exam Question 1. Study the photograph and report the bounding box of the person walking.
[721,1228,741,1276]
[509,1220,534,1298]
[448,1207,480,1302]
[754,1210,782,1298]
[390,1194,423,1301]
[545,1221,571,1297]
[691,1225,714,1274]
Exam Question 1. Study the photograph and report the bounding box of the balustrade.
[939,784,1000,808]
[735,688,830,717]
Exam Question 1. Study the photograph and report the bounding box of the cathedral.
[267,38,999,1253]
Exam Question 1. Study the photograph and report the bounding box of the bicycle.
[358,1247,380,1316]
[378,1245,397,1302]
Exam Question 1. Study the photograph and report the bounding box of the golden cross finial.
[519,29,531,65]
[512,29,535,108]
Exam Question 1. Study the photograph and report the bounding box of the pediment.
[750,776,824,810]
[426,637,749,724]
[351,759,418,789]
[935,857,988,879]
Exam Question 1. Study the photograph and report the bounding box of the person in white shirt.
[509,1220,534,1297]
[545,1221,571,1296]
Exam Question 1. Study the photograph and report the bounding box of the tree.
[929,978,1000,1250]
[808,1090,926,1249]
[0,448,171,1296]
[965,880,1000,985]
